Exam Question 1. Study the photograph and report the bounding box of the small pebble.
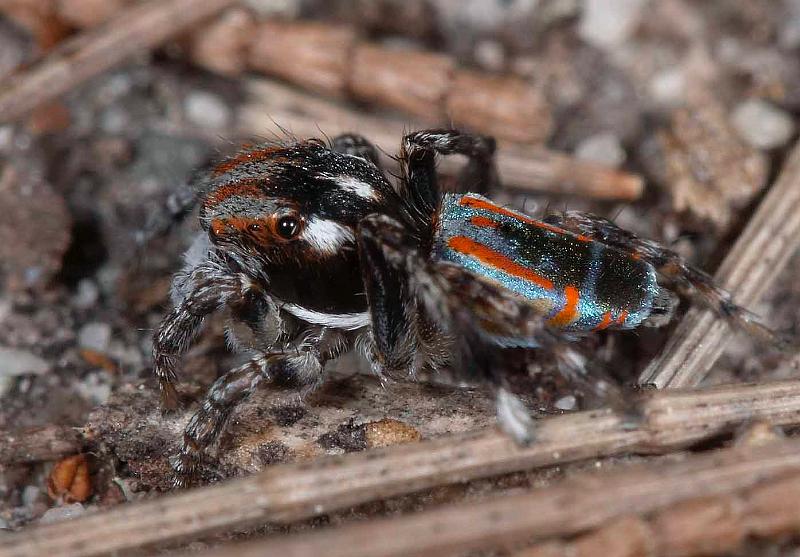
[579,0,647,48]
[73,279,100,309]
[474,40,505,72]
[575,132,626,167]
[184,91,232,129]
[555,395,577,411]
[78,322,112,352]
[39,503,85,524]
[731,99,795,150]
[649,68,686,107]
[75,372,112,405]
[22,485,42,508]
[0,347,49,378]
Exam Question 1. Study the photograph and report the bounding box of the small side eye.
[276,215,301,239]
[247,222,263,233]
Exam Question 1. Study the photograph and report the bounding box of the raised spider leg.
[152,256,258,409]
[173,328,349,487]
[546,211,789,349]
[400,129,497,221]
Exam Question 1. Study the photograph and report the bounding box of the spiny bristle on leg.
[495,387,536,446]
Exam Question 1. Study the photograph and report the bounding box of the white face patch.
[301,217,355,255]
[282,304,370,330]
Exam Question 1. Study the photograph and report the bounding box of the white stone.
[73,279,99,309]
[40,503,85,524]
[649,67,686,106]
[185,91,232,129]
[555,395,577,411]
[78,322,112,352]
[731,99,795,150]
[575,132,626,167]
[579,0,647,48]
[0,347,49,378]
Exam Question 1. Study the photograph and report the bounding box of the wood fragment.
[247,20,357,97]
[0,425,84,465]
[446,69,553,144]
[638,139,800,388]
[4,379,800,557]
[518,472,800,557]
[350,44,454,120]
[239,78,644,200]
[190,441,800,557]
[0,0,236,124]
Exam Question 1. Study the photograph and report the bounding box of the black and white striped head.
[198,140,401,264]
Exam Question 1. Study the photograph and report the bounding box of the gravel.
[575,132,626,167]
[39,503,86,524]
[0,347,50,378]
[77,322,113,352]
[184,90,233,129]
[731,99,796,150]
[578,0,647,48]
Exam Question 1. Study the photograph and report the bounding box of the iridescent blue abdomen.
[431,193,659,335]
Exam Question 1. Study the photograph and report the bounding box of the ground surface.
[1,1,799,554]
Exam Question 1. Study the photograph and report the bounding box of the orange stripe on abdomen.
[447,236,554,290]
[593,311,613,331]
[459,196,569,235]
[549,285,580,327]
[470,215,499,229]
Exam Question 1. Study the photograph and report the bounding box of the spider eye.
[276,215,301,239]
[247,223,263,233]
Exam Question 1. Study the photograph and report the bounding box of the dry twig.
[239,78,644,200]
[639,139,800,388]
[519,471,800,557]
[0,0,236,124]
[0,425,84,465]
[189,440,800,557]
[4,379,800,557]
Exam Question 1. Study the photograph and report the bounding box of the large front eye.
[276,215,301,239]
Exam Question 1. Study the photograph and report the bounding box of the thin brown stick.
[191,441,800,557]
[4,379,800,557]
[239,78,644,200]
[0,425,84,465]
[0,0,237,124]
[638,139,800,388]
[519,470,800,557]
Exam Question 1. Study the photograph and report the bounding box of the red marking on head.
[575,234,592,242]
[447,236,554,290]
[616,310,629,326]
[549,285,580,327]
[469,215,499,229]
[203,182,266,208]
[630,250,642,260]
[593,311,613,331]
[209,216,271,244]
[212,146,288,176]
[459,196,570,236]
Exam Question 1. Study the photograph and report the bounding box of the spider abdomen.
[433,193,660,334]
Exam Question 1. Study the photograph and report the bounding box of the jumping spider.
[153,129,784,486]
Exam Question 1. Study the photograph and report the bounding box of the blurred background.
[0,0,799,541]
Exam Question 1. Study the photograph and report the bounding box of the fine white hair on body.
[335,175,379,200]
[496,387,536,445]
[170,232,213,305]
[317,172,380,201]
[301,217,356,255]
[282,303,370,330]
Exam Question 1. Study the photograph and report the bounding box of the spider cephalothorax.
[153,129,787,486]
